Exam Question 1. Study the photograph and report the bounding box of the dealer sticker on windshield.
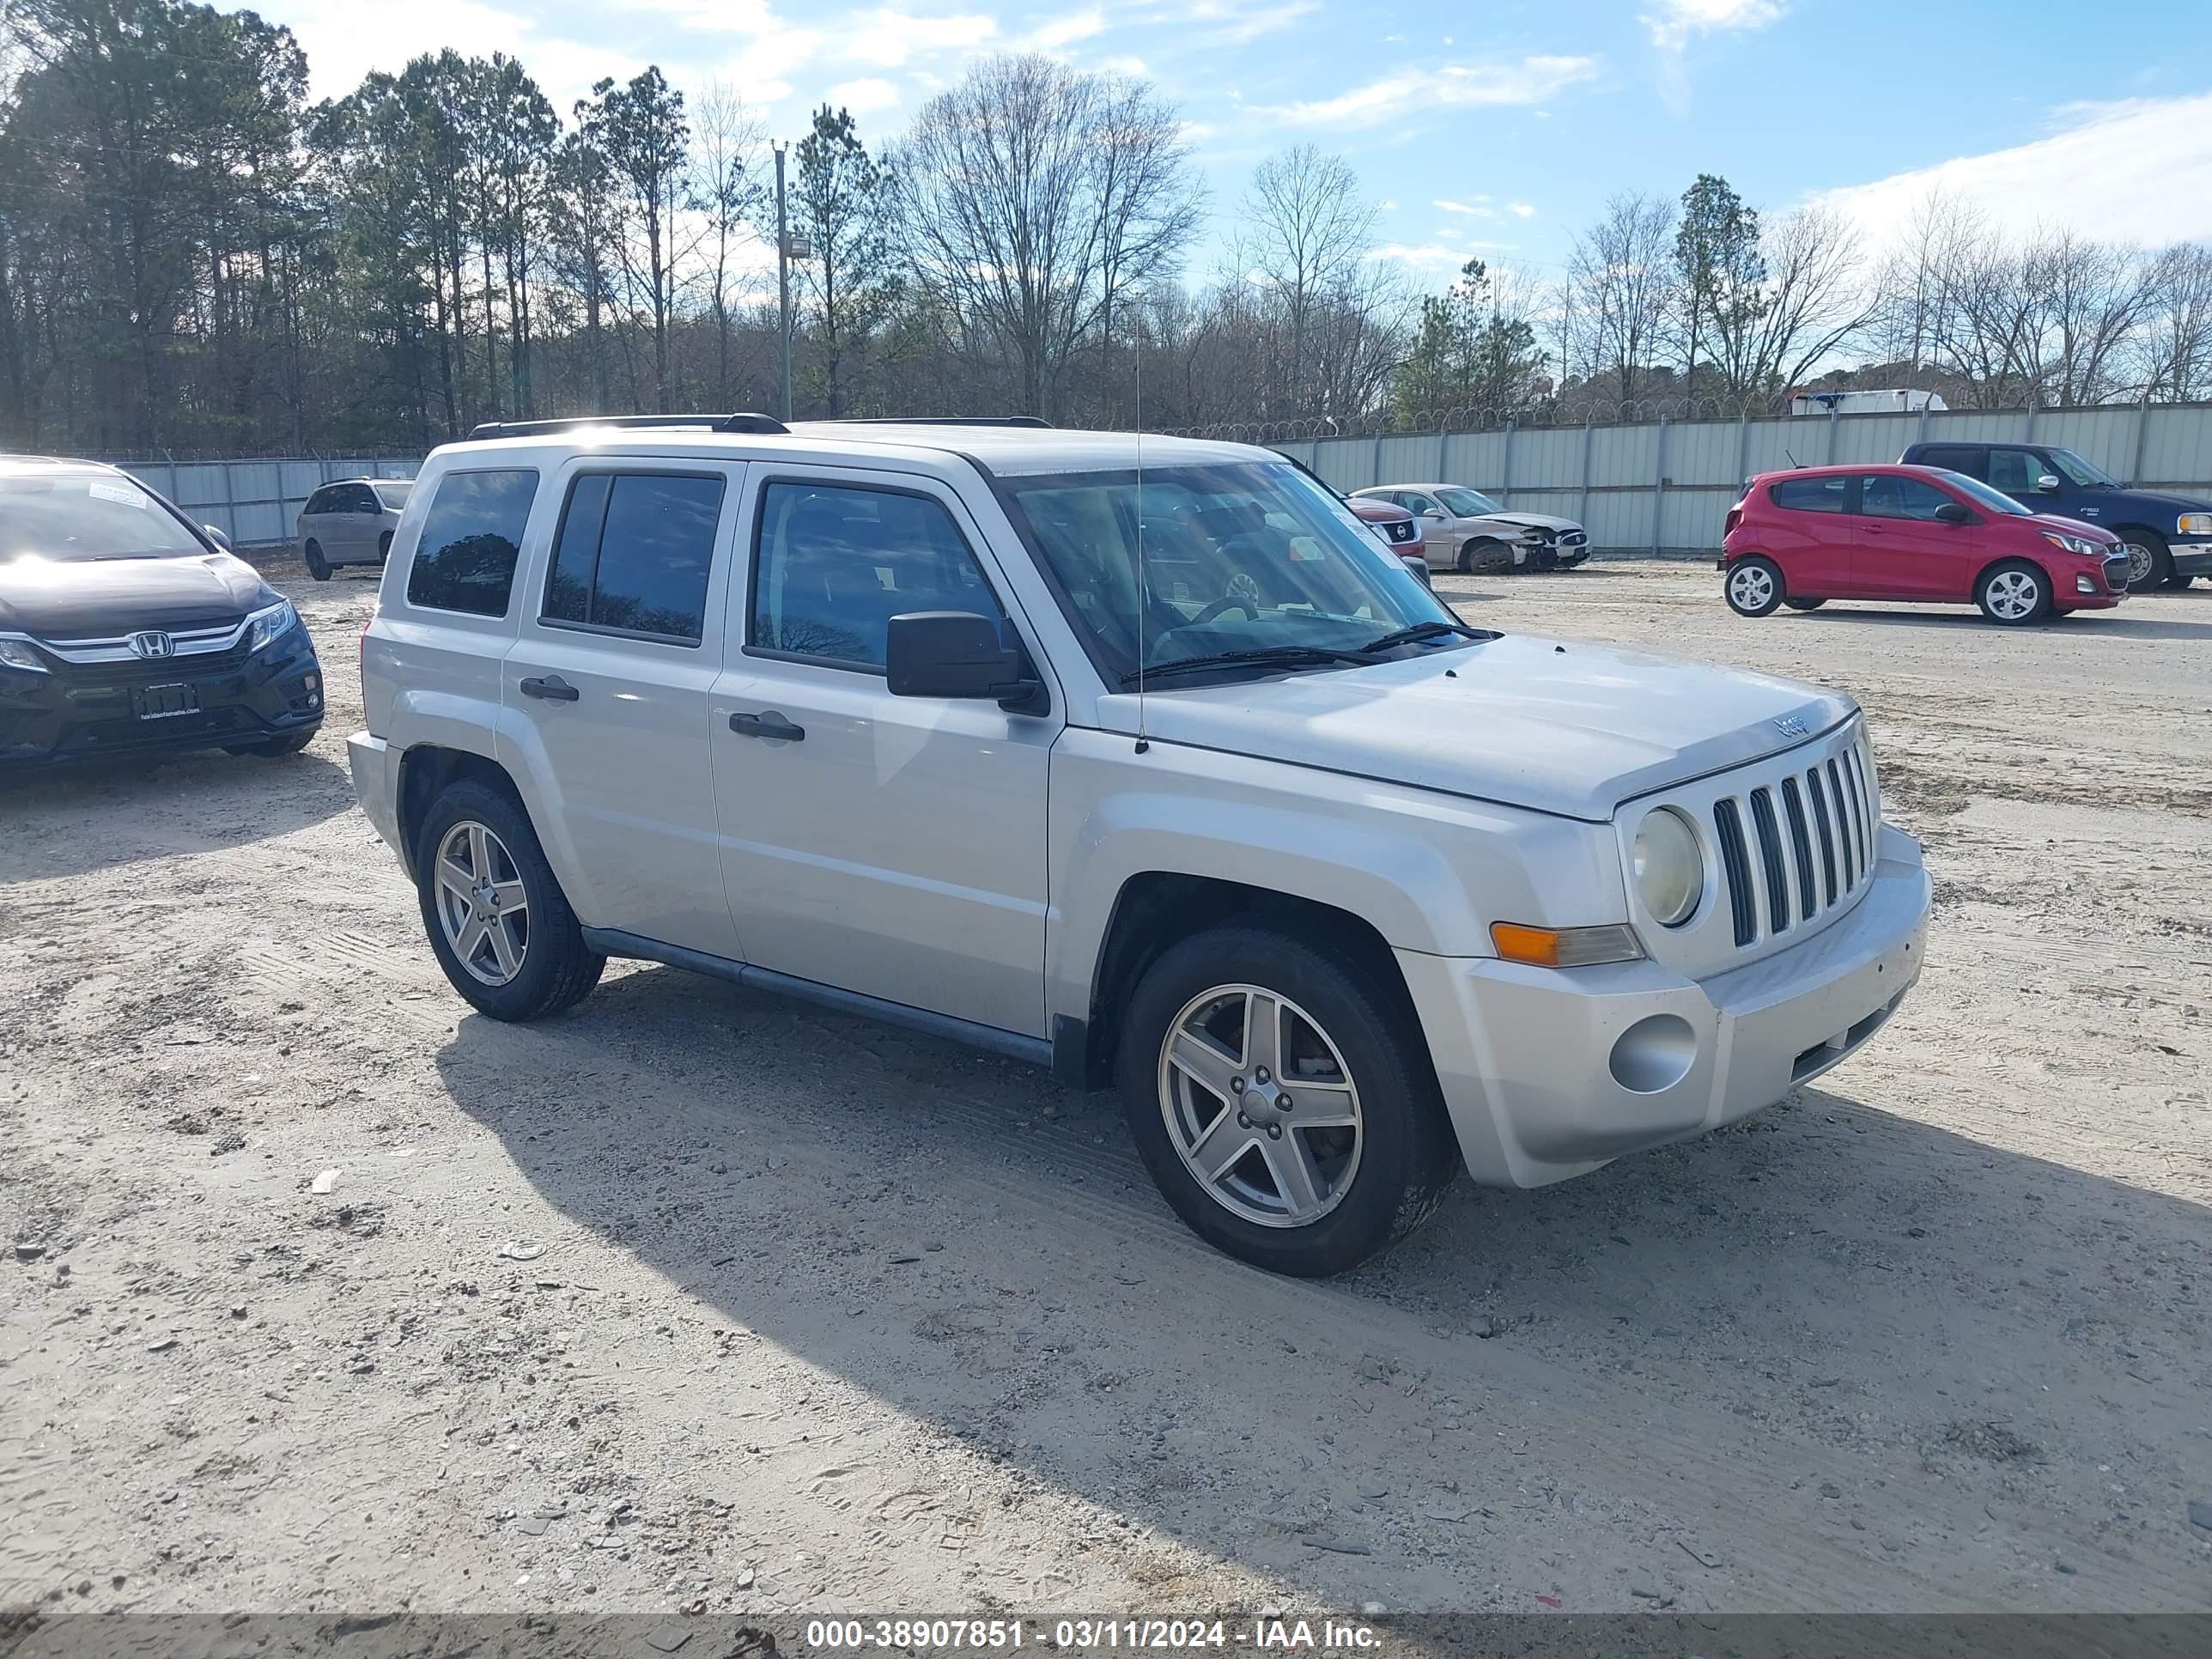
[88,480,147,508]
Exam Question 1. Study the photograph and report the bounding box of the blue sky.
[258,0,2212,282]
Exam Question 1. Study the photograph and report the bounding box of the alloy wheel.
[1157,983,1364,1229]
[1985,568,2041,621]
[1729,564,1774,611]
[433,820,531,986]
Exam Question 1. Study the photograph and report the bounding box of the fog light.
[1607,1013,1697,1094]
[2075,574,2095,594]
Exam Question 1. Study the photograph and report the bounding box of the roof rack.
[464,412,788,441]
[831,416,1053,428]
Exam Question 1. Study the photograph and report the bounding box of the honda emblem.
[129,630,174,659]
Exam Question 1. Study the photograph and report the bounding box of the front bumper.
[1399,822,1930,1188]
[2171,538,2212,577]
[0,625,324,770]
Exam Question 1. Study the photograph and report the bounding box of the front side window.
[750,481,1006,670]
[1933,470,2031,517]
[0,470,206,562]
[406,469,538,617]
[1401,491,1439,516]
[2045,447,2118,488]
[1987,449,2051,494]
[1770,476,1848,514]
[1859,474,1956,522]
[544,471,724,643]
[1437,486,1504,517]
[1001,459,1452,684]
[342,483,380,513]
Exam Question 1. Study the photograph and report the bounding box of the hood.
[2101,488,2212,518]
[2025,512,2120,545]
[1484,510,1583,534]
[0,552,270,638]
[1346,500,1412,523]
[1105,634,1856,821]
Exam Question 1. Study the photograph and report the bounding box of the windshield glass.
[0,471,206,562]
[1437,486,1504,517]
[1935,471,2032,517]
[373,480,414,508]
[1004,460,1455,684]
[2045,447,2118,488]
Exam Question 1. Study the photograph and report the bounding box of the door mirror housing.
[1420,507,1445,520]
[1397,553,1433,588]
[2035,473,2062,493]
[202,524,233,550]
[1933,501,1974,526]
[885,611,1044,713]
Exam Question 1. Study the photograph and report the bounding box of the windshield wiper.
[1353,620,1497,653]
[1120,645,1377,686]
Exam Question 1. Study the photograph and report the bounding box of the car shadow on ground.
[433,961,2212,1608]
[1787,606,2212,641]
[0,749,356,879]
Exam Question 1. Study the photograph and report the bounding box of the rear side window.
[406,469,538,617]
[543,471,725,643]
[1770,477,1848,514]
[1915,446,1980,477]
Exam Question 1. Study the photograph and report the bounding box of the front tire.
[1115,927,1459,1277]
[414,780,603,1020]
[303,539,331,581]
[1725,556,1785,617]
[1977,559,2051,625]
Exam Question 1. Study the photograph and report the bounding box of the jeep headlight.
[2179,512,2212,537]
[245,599,297,653]
[1634,806,1704,927]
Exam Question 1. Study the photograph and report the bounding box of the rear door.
[1856,471,1976,599]
[1762,475,1855,594]
[501,459,747,960]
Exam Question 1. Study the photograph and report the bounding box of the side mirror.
[885,611,1044,713]
[1398,553,1433,588]
[1420,508,1445,520]
[2035,474,2062,493]
[202,524,233,550]
[1933,501,1973,526]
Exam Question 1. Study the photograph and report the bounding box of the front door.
[501,460,747,960]
[1400,491,1450,565]
[709,467,1056,1038]
[1987,447,2067,513]
[1856,472,1975,599]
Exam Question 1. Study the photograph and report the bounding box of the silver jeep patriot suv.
[349,414,1930,1277]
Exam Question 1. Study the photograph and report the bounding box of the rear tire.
[414,779,604,1021]
[1724,556,1785,617]
[1115,926,1460,1277]
[303,539,331,581]
[1783,597,1826,611]
[1976,559,2051,625]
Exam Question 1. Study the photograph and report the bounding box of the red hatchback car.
[1721,464,2130,626]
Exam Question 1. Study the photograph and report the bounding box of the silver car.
[1354,483,1590,574]
[296,477,413,580]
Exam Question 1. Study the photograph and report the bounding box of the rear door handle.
[729,710,805,742]
[519,675,580,702]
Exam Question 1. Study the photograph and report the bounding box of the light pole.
[774,138,793,422]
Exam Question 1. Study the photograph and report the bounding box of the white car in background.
[1354,483,1590,574]
[295,477,413,580]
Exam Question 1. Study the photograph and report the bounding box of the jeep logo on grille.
[1772,714,1808,738]
[129,630,174,659]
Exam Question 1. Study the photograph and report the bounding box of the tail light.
[1724,501,1744,537]
[358,607,374,684]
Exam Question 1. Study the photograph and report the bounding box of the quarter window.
[1859,474,1955,521]
[750,482,1006,670]
[405,469,538,617]
[543,471,725,643]
[1770,477,1848,514]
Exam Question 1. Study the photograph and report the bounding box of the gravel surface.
[3,558,2209,1618]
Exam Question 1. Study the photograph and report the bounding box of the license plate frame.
[133,682,201,720]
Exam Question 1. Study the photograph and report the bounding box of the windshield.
[2045,447,2118,489]
[1935,471,2032,517]
[0,471,207,562]
[373,480,414,508]
[1437,486,1504,517]
[1003,460,1456,684]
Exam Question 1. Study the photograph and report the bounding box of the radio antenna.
[1133,290,1150,756]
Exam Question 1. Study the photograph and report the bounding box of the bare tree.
[896,53,1202,419]
[690,79,763,409]
[2034,228,2155,405]
[1724,205,1869,402]
[1231,145,1378,419]
[1563,191,1676,410]
[2136,241,2212,401]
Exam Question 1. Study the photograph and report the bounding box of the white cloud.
[1641,0,1784,53]
[1435,198,1496,218]
[1017,7,1105,53]
[1371,240,1513,270]
[1177,0,1317,46]
[1270,55,1599,130]
[1811,94,2212,250]
[261,0,632,106]
[1508,202,1536,218]
[843,8,1000,66]
[826,76,902,114]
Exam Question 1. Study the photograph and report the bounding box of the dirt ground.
[3,557,2209,1621]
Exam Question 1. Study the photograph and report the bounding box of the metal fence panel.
[105,454,423,548]
[1284,402,2212,555]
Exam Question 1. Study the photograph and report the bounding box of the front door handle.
[729,710,805,742]
[519,675,580,702]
